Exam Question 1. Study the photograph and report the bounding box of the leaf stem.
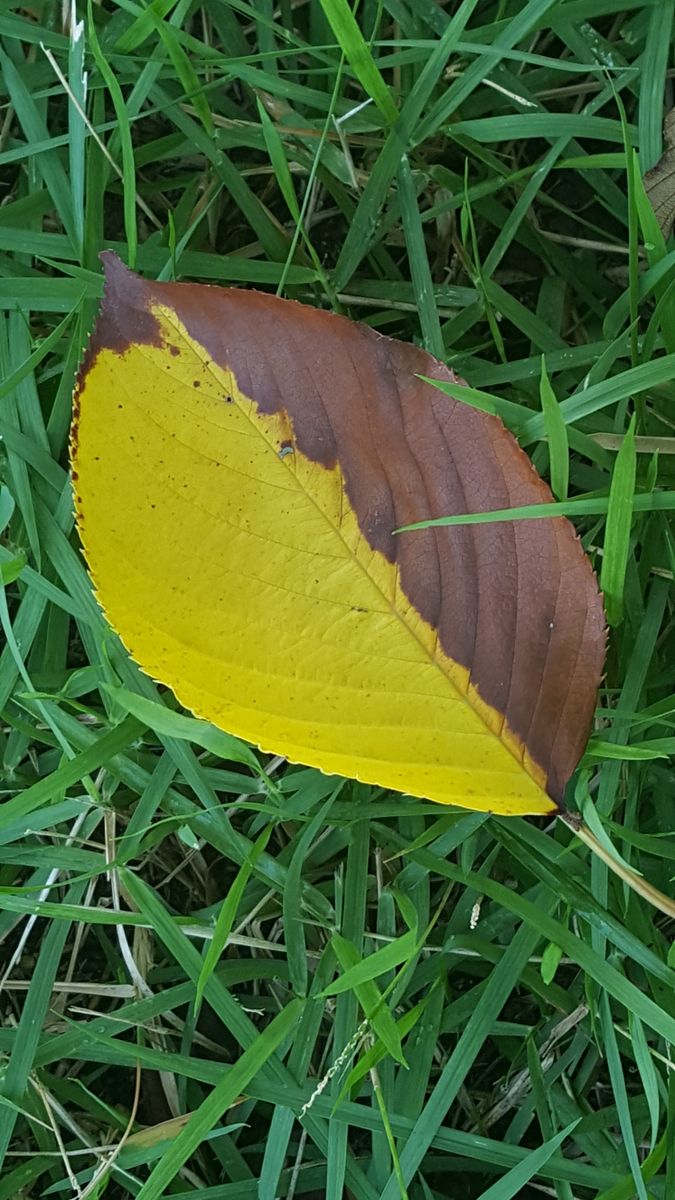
[559,812,675,920]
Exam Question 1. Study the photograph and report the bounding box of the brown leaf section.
[82,254,606,804]
[644,108,675,237]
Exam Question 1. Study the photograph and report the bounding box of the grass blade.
[318,0,398,124]
[600,413,637,626]
[539,356,569,500]
[134,998,304,1200]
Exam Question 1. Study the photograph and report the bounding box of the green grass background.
[1,1,674,1197]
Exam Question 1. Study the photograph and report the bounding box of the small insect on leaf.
[71,254,606,816]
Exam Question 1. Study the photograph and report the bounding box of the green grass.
[1,2,674,1198]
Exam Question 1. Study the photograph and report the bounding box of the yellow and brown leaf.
[71,254,606,815]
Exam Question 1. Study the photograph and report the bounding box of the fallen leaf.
[71,254,605,815]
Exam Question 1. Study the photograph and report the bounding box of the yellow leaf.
[71,255,606,816]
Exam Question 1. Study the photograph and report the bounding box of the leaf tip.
[75,253,163,401]
[99,247,134,289]
[98,250,160,348]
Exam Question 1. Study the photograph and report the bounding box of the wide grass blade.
[318,0,398,124]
